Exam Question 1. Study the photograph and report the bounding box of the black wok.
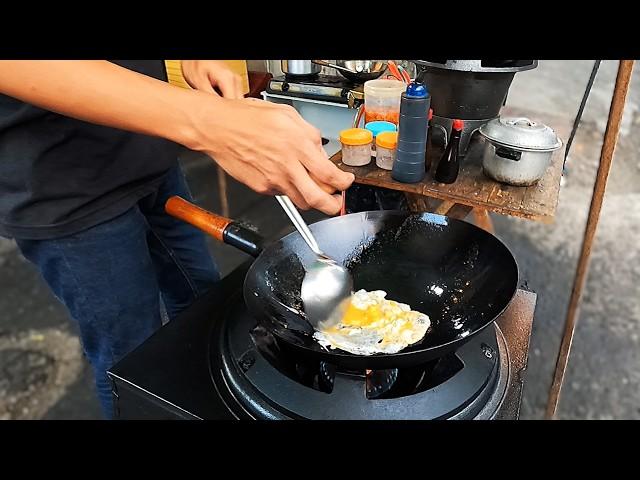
[166,197,519,370]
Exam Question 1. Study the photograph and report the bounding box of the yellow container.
[164,60,249,95]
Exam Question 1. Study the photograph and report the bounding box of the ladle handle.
[275,195,324,257]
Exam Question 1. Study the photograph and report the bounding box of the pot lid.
[479,117,562,152]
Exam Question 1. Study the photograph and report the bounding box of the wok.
[280,60,387,83]
[166,197,519,370]
[312,60,388,83]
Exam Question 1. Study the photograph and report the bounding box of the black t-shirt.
[0,60,180,240]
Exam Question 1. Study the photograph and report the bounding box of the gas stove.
[267,74,364,105]
[108,261,536,420]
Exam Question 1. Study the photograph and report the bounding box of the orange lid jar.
[375,131,398,170]
[340,128,373,167]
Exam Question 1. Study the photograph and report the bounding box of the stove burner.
[211,296,510,420]
[249,324,466,400]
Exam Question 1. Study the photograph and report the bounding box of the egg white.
[313,289,431,355]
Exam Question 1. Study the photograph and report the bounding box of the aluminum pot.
[479,117,562,186]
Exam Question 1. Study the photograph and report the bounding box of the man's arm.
[0,60,353,214]
[0,61,200,147]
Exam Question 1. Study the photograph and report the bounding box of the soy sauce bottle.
[425,108,433,172]
[434,119,464,184]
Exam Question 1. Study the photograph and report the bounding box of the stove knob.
[281,82,290,92]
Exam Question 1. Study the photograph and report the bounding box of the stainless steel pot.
[281,60,321,77]
[479,117,562,186]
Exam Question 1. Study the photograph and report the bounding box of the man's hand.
[180,61,354,214]
[181,60,245,99]
[191,98,355,215]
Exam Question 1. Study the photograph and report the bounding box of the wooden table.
[331,107,570,230]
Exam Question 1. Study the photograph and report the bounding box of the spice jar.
[340,128,373,166]
[375,131,398,170]
[365,121,397,159]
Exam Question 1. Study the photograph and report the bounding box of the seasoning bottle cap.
[376,131,398,149]
[339,128,373,146]
[364,121,397,137]
[452,119,464,131]
[405,82,429,98]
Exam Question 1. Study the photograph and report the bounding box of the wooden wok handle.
[166,196,231,242]
[165,196,264,257]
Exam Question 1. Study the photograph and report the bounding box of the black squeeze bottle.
[391,81,431,184]
[434,119,464,184]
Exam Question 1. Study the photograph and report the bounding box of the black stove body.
[108,262,534,420]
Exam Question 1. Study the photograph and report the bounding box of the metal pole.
[545,60,635,419]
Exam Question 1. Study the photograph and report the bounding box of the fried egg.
[313,289,431,355]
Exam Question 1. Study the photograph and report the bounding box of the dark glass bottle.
[434,119,464,184]
[425,108,433,172]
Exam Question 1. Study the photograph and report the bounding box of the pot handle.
[166,196,264,257]
[506,117,536,127]
[433,124,449,147]
[494,146,522,161]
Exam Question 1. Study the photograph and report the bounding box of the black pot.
[413,60,537,120]
[424,69,516,120]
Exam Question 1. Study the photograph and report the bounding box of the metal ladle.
[275,195,353,329]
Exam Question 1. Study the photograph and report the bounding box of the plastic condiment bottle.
[391,82,431,184]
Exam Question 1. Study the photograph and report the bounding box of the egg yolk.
[341,303,384,327]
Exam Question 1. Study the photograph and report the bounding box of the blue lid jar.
[365,121,397,138]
